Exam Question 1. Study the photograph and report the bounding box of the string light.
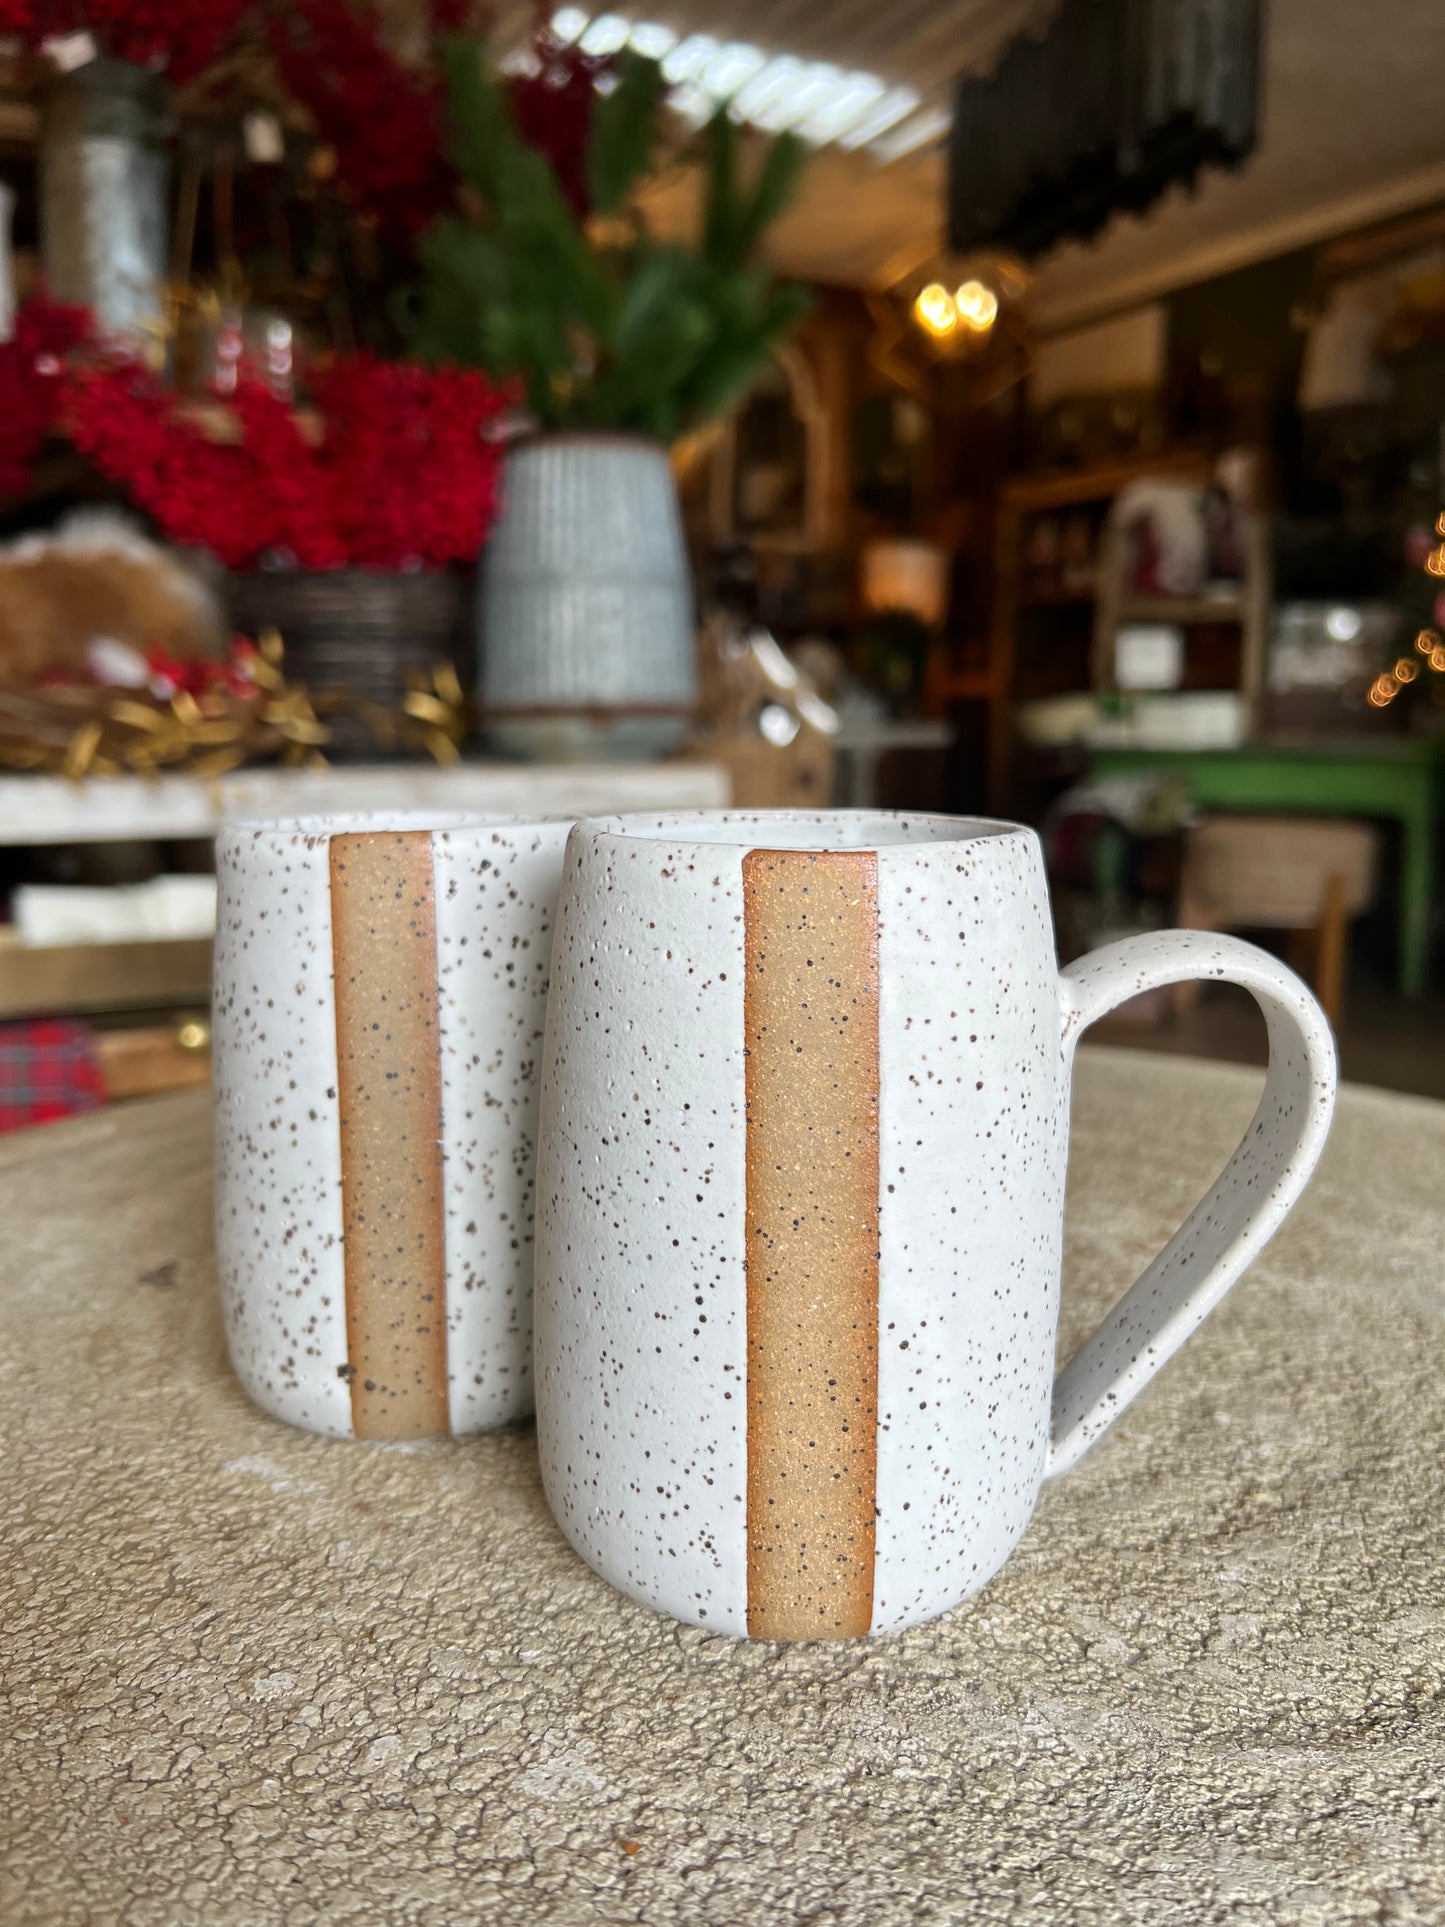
[1396,526,1445,703]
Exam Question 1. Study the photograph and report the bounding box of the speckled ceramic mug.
[534,809,1337,1640]
[214,812,570,1441]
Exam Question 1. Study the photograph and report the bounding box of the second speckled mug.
[214,812,569,1440]
[534,810,1337,1639]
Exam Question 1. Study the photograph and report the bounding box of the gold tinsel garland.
[0,633,468,778]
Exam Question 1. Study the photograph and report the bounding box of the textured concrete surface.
[2,1050,1442,1926]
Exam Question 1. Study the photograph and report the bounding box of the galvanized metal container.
[39,57,167,341]
[0,182,15,344]
[478,435,699,720]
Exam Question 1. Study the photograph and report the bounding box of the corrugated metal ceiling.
[496,0,1051,164]
[498,0,1445,311]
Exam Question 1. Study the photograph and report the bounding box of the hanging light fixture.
[911,278,1003,341]
[869,245,1030,403]
[894,250,1025,356]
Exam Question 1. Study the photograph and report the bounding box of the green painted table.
[1087,738,1445,995]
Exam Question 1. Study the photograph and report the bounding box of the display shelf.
[983,451,1220,812]
[1018,588,1097,610]
[0,936,212,1020]
[0,761,731,1021]
[0,760,730,848]
[1116,595,1245,623]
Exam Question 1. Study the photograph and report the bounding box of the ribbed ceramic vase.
[478,435,699,737]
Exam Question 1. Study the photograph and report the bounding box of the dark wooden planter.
[230,568,472,761]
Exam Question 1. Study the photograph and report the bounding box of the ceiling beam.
[1030,158,1445,333]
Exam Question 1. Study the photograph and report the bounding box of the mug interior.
[579,809,1029,853]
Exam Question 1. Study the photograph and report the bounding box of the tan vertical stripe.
[330,832,449,1441]
[743,848,880,1640]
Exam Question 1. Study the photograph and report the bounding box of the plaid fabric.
[0,1019,105,1135]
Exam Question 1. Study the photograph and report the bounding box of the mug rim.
[571,808,1035,855]
[218,810,571,849]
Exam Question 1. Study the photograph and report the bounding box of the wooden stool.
[1177,814,1379,1024]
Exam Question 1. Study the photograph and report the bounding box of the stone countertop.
[2,1051,1442,1926]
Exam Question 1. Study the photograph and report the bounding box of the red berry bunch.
[311,354,509,570]
[268,4,614,237]
[65,352,512,572]
[508,27,617,218]
[268,0,457,238]
[0,290,91,499]
[6,0,250,82]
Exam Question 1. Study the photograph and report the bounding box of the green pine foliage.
[412,39,811,442]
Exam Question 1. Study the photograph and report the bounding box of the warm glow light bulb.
[914,282,957,337]
[954,279,998,331]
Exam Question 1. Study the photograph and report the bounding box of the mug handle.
[1048,930,1337,1477]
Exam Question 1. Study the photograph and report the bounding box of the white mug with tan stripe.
[534,810,1336,1639]
[214,812,569,1440]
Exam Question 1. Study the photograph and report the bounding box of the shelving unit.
[1091,506,1270,719]
[0,762,730,1035]
[0,936,212,1022]
[1114,595,1243,622]
[972,451,1270,812]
